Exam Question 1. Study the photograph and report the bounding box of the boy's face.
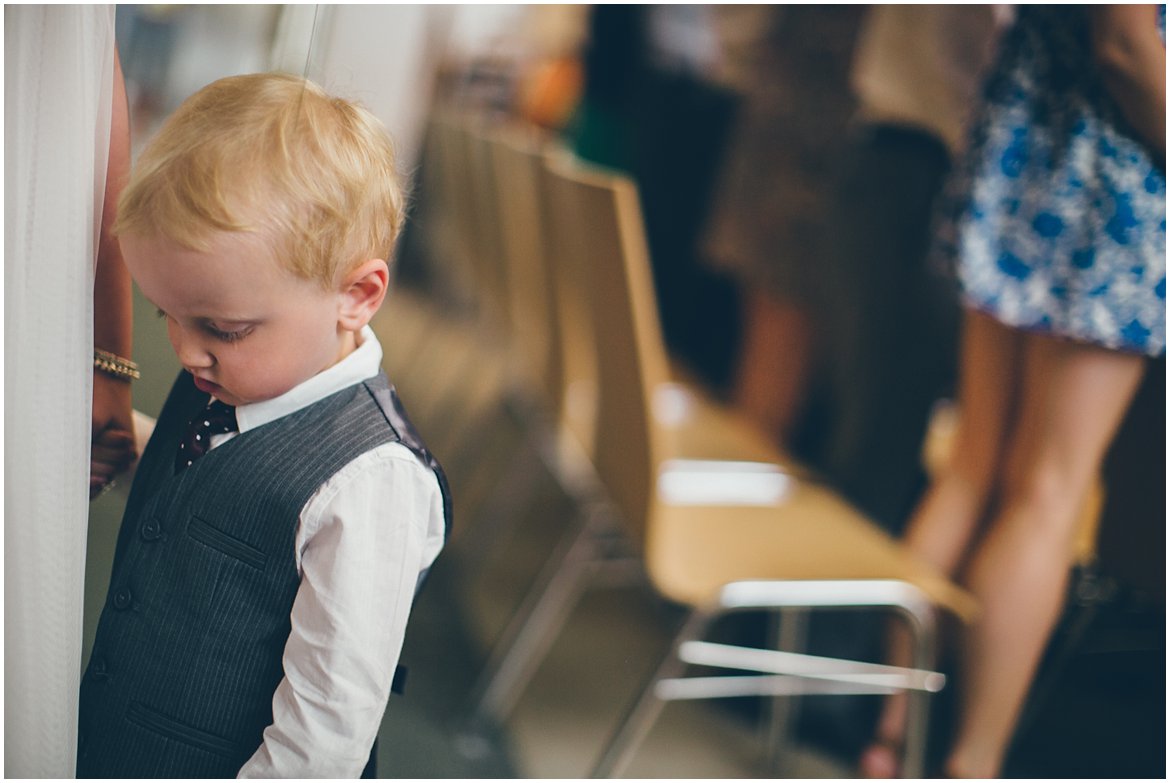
[122,230,355,408]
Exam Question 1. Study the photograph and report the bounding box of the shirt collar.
[230,326,383,434]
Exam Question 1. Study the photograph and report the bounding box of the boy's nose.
[169,324,213,368]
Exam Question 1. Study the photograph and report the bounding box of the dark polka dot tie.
[176,399,238,473]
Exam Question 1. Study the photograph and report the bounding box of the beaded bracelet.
[94,349,140,381]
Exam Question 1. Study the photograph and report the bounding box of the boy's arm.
[237,445,445,778]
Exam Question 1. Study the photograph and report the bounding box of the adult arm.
[1090,4,1166,164]
[91,49,136,496]
[237,444,446,778]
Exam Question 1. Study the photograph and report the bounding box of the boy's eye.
[206,323,253,343]
[155,308,250,342]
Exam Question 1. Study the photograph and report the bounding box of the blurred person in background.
[703,7,1008,757]
[824,5,1005,534]
[862,5,1165,777]
[791,6,1007,760]
[703,5,866,456]
[697,6,875,756]
[568,4,743,393]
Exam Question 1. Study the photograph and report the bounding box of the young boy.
[78,73,451,778]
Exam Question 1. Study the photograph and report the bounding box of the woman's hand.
[90,373,136,498]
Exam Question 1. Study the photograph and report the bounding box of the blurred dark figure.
[568,5,743,394]
[823,6,1002,533]
[704,6,866,456]
[700,7,875,762]
[787,6,1003,764]
[700,5,1006,764]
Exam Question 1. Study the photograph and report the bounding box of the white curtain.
[271,4,445,181]
[4,6,115,777]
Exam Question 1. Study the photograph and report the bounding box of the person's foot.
[858,737,902,778]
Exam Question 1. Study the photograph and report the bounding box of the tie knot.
[202,399,238,431]
[176,399,238,473]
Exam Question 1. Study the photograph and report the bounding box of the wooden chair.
[377,112,485,404]
[474,123,602,490]
[376,114,464,382]
[379,111,515,468]
[461,127,619,725]
[485,123,555,398]
[532,151,978,778]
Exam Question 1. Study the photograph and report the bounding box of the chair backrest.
[428,111,479,305]
[461,118,511,330]
[535,149,605,457]
[543,151,669,544]
[541,152,981,621]
[414,115,449,261]
[410,113,470,311]
[485,125,557,396]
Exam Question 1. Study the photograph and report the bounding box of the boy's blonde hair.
[115,72,403,288]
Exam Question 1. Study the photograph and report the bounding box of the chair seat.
[641,380,977,618]
[654,381,811,472]
[647,482,977,619]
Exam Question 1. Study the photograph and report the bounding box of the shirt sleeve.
[237,442,446,778]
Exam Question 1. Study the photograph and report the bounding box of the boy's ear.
[337,258,389,332]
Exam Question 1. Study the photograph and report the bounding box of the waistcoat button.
[113,588,133,610]
[140,519,162,541]
[90,655,110,682]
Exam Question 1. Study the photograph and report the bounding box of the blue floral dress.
[935,5,1165,356]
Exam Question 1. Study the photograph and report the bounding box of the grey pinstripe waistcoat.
[78,370,451,778]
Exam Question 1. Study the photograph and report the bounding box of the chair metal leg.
[452,417,546,583]
[469,507,604,724]
[764,608,808,775]
[438,387,522,506]
[899,601,940,779]
[425,359,510,461]
[589,580,946,779]
[676,641,943,691]
[591,610,714,779]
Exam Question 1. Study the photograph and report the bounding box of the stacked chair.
[375,111,524,514]
[537,151,978,778]
[389,110,987,778]
[453,121,615,719]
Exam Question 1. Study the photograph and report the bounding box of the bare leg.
[732,289,815,446]
[902,313,1023,572]
[944,335,1144,778]
[861,311,1021,776]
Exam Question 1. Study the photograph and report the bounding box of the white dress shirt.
[192,326,448,778]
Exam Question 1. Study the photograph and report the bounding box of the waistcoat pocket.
[126,701,242,758]
[187,515,267,570]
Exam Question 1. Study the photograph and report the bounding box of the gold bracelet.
[94,349,140,381]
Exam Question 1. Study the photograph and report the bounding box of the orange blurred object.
[519,56,583,130]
